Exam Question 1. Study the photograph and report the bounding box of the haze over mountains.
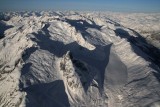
[0,11,160,107]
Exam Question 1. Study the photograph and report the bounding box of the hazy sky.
[0,0,160,12]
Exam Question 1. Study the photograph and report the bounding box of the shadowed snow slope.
[0,11,160,107]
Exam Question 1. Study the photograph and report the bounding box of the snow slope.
[96,12,160,48]
[0,11,160,107]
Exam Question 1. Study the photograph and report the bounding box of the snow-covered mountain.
[0,11,160,107]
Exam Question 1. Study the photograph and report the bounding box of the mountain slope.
[0,11,160,107]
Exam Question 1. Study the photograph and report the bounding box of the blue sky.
[0,0,160,12]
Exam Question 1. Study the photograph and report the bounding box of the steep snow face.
[96,12,160,48]
[0,11,160,107]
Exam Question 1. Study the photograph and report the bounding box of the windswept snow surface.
[97,12,160,48]
[0,11,160,107]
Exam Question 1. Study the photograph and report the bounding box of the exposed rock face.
[0,11,160,107]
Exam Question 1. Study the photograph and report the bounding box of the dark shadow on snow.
[0,12,11,21]
[105,17,122,27]
[21,80,70,107]
[20,23,112,96]
[115,28,160,82]
[65,19,102,41]
[32,23,111,93]
[0,21,13,39]
[20,47,38,76]
[21,63,32,75]
[22,47,38,62]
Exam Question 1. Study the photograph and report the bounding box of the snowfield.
[0,11,160,107]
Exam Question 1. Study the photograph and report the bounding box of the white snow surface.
[0,11,160,107]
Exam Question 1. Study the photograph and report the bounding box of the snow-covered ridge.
[0,11,160,107]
